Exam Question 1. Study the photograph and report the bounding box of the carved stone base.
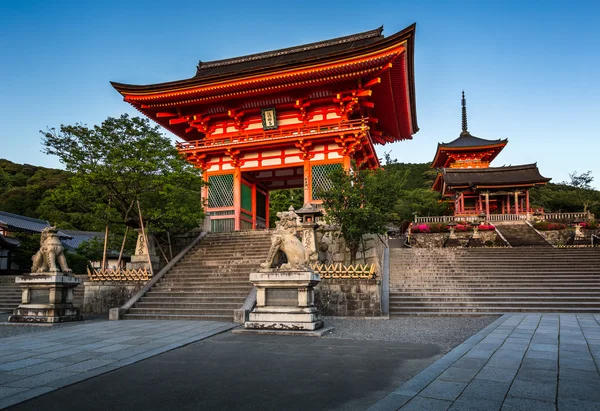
[244,270,324,331]
[126,255,160,271]
[9,274,82,323]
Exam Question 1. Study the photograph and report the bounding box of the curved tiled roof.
[0,211,51,234]
[441,163,551,188]
[439,131,507,149]
[195,27,384,78]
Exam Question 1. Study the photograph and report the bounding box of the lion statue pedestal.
[244,207,324,332]
[9,227,82,323]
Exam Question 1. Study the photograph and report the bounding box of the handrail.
[176,118,367,151]
[109,231,207,320]
[415,212,593,224]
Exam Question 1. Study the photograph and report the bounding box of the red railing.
[176,118,367,151]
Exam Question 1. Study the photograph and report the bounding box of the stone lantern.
[470,221,481,238]
[294,203,323,263]
[447,222,457,239]
[573,220,585,239]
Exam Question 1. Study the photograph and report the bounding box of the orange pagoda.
[112,25,418,231]
[431,93,550,217]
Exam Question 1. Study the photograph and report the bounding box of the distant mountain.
[0,159,71,219]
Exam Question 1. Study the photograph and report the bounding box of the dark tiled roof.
[439,131,507,149]
[0,233,20,248]
[0,211,51,234]
[195,27,384,79]
[442,164,551,188]
[59,230,103,251]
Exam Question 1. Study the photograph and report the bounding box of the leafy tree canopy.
[318,160,406,263]
[40,114,204,234]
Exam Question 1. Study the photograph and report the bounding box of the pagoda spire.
[461,91,468,133]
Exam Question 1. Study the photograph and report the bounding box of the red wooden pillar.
[251,182,257,229]
[514,191,519,215]
[485,192,490,219]
[526,190,530,215]
[506,194,511,214]
[201,171,209,208]
[342,155,351,171]
[478,195,483,213]
[303,159,311,204]
[233,167,241,231]
[460,192,465,215]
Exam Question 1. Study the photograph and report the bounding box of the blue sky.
[1,0,599,187]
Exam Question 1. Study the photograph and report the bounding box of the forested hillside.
[0,159,71,219]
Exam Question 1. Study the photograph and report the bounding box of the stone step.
[146,290,251,298]
[391,286,600,291]
[128,307,235,315]
[135,302,240,309]
[390,291,600,296]
[122,313,233,321]
[140,296,246,303]
[390,306,600,313]
[389,308,600,315]
[391,296,600,302]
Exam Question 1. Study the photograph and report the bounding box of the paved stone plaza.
[0,314,598,410]
[369,314,600,411]
[0,320,236,408]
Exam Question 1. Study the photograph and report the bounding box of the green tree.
[319,161,405,263]
[40,114,204,237]
[566,170,598,213]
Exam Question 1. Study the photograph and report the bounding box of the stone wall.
[410,231,499,248]
[82,281,145,314]
[316,226,386,274]
[538,228,599,246]
[314,279,381,317]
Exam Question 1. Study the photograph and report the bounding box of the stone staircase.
[390,247,600,315]
[495,222,550,247]
[122,230,272,321]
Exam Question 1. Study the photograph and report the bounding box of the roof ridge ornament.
[461,90,468,134]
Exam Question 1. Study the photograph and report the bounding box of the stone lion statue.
[260,206,307,271]
[31,226,72,274]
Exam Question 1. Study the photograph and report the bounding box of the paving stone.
[4,370,79,388]
[559,357,597,371]
[8,361,66,376]
[438,367,479,383]
[500,396,555,411]
[485,357,522,370]
[528,343,558,353]
[451,358,487,370]
[476,366,518,383]
[462,349,494,360]
[520,358,557,371]
[393,374,434,396]
[448,395,502,411]
[559,368,600,385]
[559,380,600,402]
[0,386,55,409]
[560,343,591,353]
[400,396,452,411]
[557,397,600,411]
[0,358,48,372]
[559,349,593,360]
[366,393,412,411]
[508,379,556,402]
[514,368,556,384]
[461,379,511,401]
[0,386,28,399]
[420,380,467,401]
[523,350,556,360]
